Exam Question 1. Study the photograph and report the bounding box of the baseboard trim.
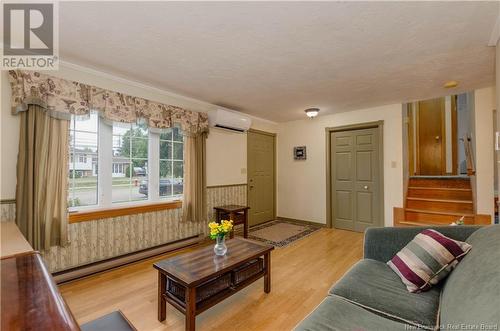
[53,234,203,284]
[276,216,327,228]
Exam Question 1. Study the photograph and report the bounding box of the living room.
[1,2,499,331]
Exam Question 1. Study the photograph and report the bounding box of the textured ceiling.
[59,2,499,122]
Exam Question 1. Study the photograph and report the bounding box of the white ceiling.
[59,1,499,122]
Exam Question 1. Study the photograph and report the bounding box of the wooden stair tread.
[409,176,469,179]
[406,197,473,204]
[407,187,472,201]
[407,186,472,191]
[405,209,474,217]
[408,178,471,189]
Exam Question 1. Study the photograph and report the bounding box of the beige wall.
[0,64,277,199]
[0,72,18,200]
[206,129,247,186]
[474,86,496,220]
[277,104,404,226]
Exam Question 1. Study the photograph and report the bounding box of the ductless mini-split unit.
[208,109,252,133]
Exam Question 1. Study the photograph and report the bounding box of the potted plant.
[208,220,234,256]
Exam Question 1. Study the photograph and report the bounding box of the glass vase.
[213,235,228,256]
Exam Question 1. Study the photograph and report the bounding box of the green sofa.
[295,225,500,331]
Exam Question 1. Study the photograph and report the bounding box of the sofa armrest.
[363,226,481,262]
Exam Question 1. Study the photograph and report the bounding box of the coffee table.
[154,238,274,331]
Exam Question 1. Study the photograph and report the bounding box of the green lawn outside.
[70,176,146,191]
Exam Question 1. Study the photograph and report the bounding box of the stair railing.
[460,134,475,176]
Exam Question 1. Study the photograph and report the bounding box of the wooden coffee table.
[154,238,274,331]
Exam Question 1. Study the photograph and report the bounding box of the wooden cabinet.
[1,252,80,331]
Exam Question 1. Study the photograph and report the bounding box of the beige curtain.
[16,105,69,251]
[182,132,207,222]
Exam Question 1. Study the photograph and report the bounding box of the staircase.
[397,177,482,226]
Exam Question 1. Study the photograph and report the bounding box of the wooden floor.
[59,228,363,331]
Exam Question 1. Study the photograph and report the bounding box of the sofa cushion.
[330,259,440,329]
[440,225,500,329]
[294,295,416,331]
[387,229,471,293]
[364,226,481,262]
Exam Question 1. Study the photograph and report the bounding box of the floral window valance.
[8,70,209,135]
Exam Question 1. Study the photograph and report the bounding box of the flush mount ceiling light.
[305,108,320,118]
[443,81,459,89]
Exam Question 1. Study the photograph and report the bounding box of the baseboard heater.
[52,234,204,284]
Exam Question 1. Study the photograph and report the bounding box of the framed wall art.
[293,146,307,160]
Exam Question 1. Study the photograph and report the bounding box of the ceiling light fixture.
[305,108,320,118]
[443,81,459,89]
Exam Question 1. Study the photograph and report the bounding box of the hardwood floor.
[59,228,363,331]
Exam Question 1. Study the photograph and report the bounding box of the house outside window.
[112,123,149,203]
[68,113,99,208]
[159,127,184,198]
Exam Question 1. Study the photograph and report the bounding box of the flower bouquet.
[208,220,233,256]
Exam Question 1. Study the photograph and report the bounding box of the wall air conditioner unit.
[208,109,252,133]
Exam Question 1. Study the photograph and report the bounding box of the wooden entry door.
[417,98,445,175]
[330,127,382,232]
[247,130,275,226]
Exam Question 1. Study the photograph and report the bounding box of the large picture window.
[68,116,184,211]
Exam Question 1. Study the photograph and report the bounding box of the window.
[159,127,184,198]
[68,115,184,211]
[68,112,99,208]
[112,123,148,203]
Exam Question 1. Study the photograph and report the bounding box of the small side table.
[214,205,250,238]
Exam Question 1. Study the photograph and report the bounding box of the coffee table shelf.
[164,269,266,314]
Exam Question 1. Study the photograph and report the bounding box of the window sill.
[68,200,182,223]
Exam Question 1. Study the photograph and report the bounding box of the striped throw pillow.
[387,229,472,293]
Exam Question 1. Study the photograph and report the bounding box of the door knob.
[363,185,369,190]
[435,136,440,141]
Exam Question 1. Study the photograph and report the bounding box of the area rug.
[248,220,321,248]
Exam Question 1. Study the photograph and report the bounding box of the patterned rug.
[248,220,321,248]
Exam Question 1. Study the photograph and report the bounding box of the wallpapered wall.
[0,201,15,222]
[0,184,247,272]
